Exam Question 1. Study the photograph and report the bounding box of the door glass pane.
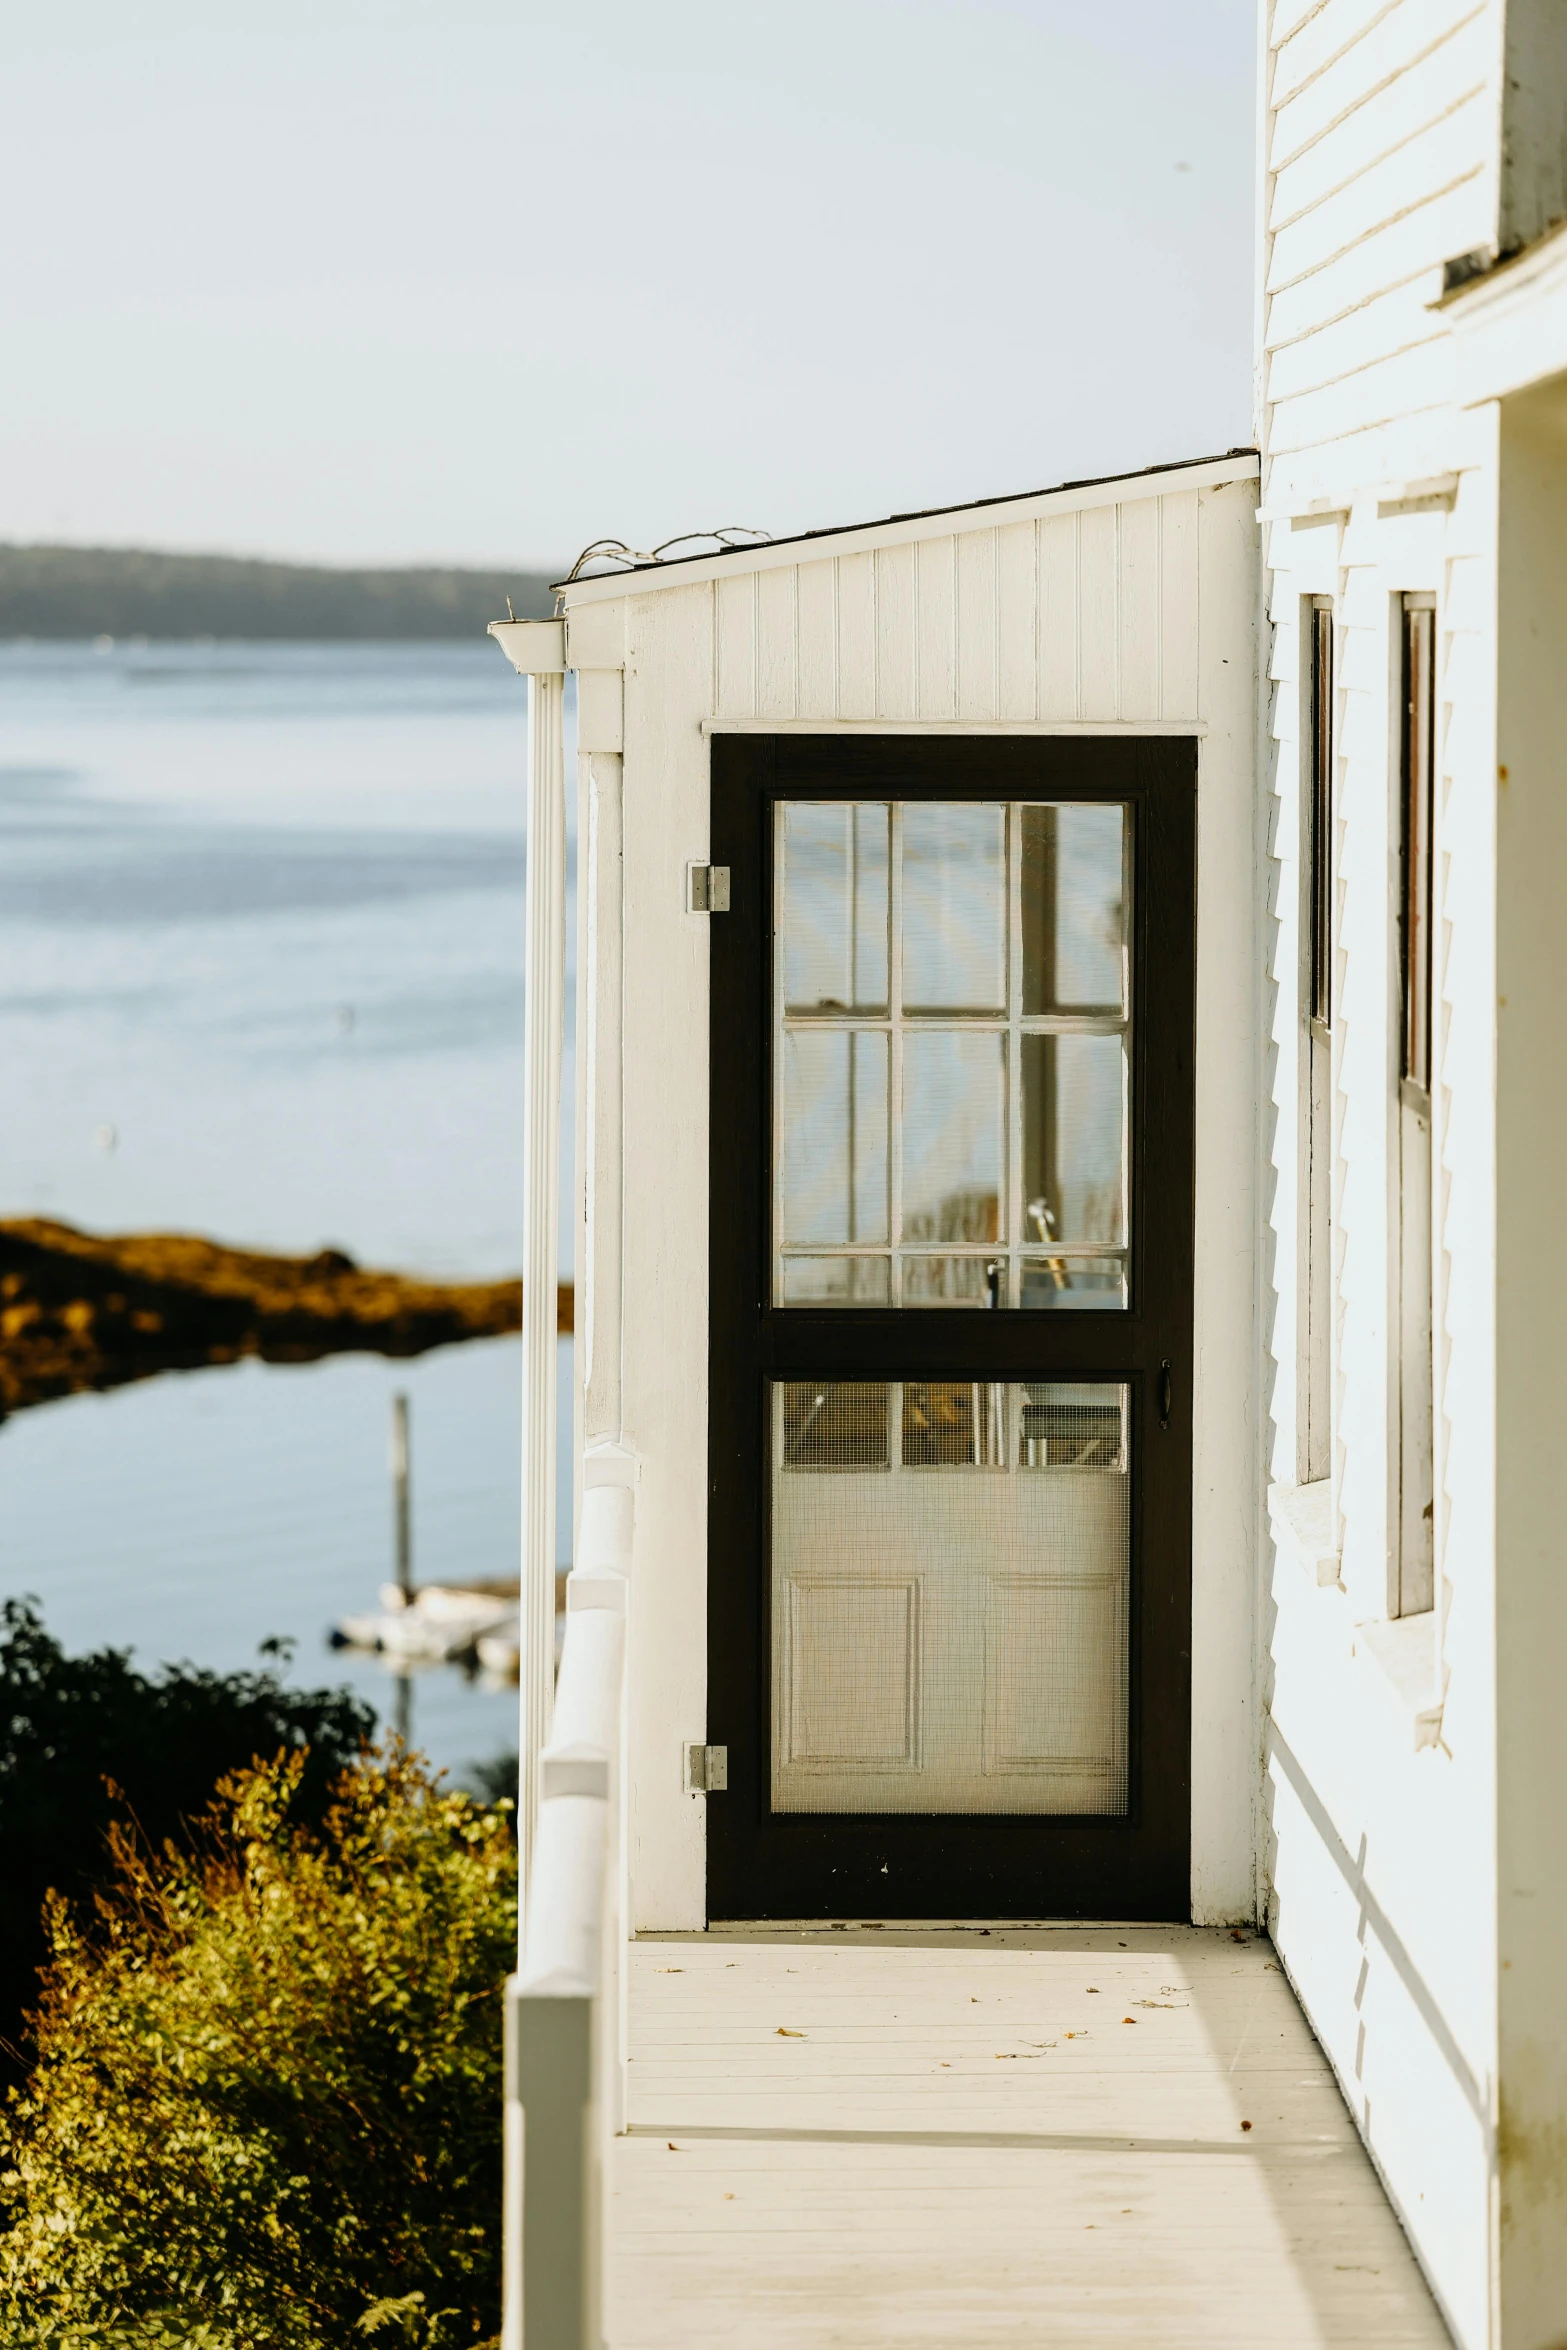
[902,803,1005,1013]
[901,1256,998,1307]
[1020,1255,1127,1311]
[1021,1032,1126,1248]
[781,1256,891,1305]
[774,798,1131,1310]
[771,1379,1130,1814]
[901,1029,1003,1246]
[783,801,889,1013]
[781,1030,889,1244]
[1022,803,1126,1014]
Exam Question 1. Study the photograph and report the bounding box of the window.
[1302,600,1334,1483]
[1396,596,1436,1615]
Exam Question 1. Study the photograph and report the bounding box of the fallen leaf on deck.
[776,2027,805,2037]
[1122,2016,1137,2024]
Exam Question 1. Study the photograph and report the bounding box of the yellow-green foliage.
[0,1747,516,2349]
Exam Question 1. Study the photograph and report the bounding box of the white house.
[495,5,1567,2343]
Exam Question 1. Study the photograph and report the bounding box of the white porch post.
[491,616,568,1908]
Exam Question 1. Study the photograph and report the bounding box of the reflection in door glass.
[781,1031,889,1244]
[1022,803,1126,1014]
[901,803,1006,1012]
[783,802,889,1012]
[901,1028,1004,1248]
[1022,1032,1126,1248]
[775,800,1131,1308]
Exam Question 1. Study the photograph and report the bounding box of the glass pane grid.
[776,798,1130,1310]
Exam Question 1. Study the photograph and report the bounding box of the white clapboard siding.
[1268,336,1457,454]
[1264,173,1487,349]
[1269,10,1491,231]
[1270,0,1486,175]
[1272,0,1413,108]
[1268,91,1492,294]
[1266,275,1448,402]
[700,489,1208,726]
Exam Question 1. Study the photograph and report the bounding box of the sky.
[2,2,1257,573]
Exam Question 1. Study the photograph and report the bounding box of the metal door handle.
[1158,1361,1173,1431]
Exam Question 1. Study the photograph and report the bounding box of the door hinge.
[687,863,730,913]
[685,1742,728,1792]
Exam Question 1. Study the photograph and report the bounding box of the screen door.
[708,737,1194,1922]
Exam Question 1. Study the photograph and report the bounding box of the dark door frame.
[707,733,1196,1922]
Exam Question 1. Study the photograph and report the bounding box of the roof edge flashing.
[554,448,1260,604]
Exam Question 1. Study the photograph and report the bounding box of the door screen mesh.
[770,1380,1130,1816]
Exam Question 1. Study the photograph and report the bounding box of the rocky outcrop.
[0,1219,568,1417]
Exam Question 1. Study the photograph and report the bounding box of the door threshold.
[657,1916,1201,1937]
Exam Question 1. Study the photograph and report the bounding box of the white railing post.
[501,1444,635,2350]
[489,616,569,1903]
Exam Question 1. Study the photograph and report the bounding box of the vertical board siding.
[1038,511,1080,720]
[715,573,756,719]
[1160,493,1201,719]
[836,553,876,720]
[996,521,1038,721]
[955,529,998,721]
[796,561,836,717]
[915,536,957,719]
[710,482,1233,730]
[1119,497,1162,722]
[756,566,797,720]
[1079,504,1119,720]
[875,542,918,720]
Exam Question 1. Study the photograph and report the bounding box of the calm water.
[0,642,574,1776]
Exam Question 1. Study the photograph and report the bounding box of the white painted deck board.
[608,1929,1450,2348]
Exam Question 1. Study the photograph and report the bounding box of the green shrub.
[0,1597,375,2079]
[0,1745,516,2348]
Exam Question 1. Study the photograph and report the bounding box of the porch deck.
[608,1926,1449,2349]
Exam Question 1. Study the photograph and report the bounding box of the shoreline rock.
[0,1218,569,1418]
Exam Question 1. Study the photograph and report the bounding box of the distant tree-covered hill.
[0,543,559,640]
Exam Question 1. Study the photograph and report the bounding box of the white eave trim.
[701,717,1208,738]
[1438,221,1567,405]
[489,618,566,674]
[558,454,1260,607]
